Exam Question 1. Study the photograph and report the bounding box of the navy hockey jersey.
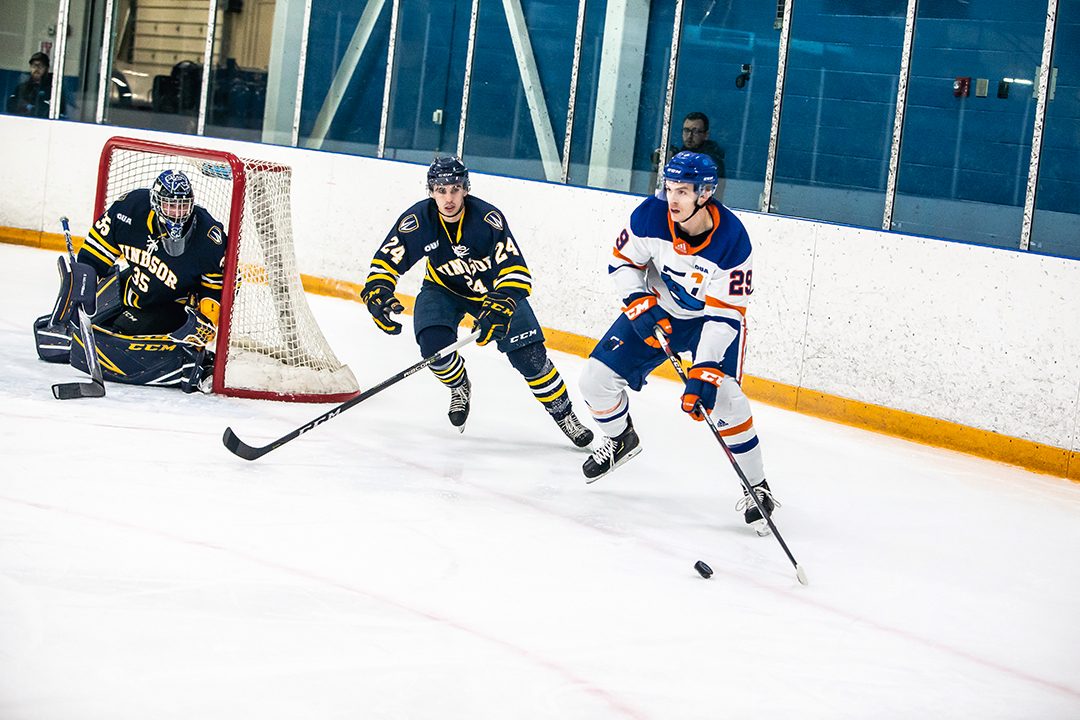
[79,189,226,310]
[366,195,532,302]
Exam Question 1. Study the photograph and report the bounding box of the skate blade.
[584,446,642,484]
[751,518,772,536]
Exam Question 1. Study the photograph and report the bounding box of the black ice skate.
[582,420,641,482]
[736,479,780,536]
[447,376,472,432]
[555,410,594,448]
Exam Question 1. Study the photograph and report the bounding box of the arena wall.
[1,115,1077,480]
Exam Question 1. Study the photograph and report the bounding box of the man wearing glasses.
[676,112,725,198]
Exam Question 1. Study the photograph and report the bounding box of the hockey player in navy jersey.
[34,169,226,391]
[578,152,778,533]
[360,156,593,447]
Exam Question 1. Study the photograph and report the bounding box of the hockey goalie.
[34,169,223,392]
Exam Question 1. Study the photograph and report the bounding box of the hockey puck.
[694,560,713,579]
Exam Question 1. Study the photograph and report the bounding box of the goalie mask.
[151,169,195,256]
[427,156,470,192]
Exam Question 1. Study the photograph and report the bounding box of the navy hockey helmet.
[662,151,718,195]
[427,156,470,192]
[150,169,195,253]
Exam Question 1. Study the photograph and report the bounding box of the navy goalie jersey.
[79,189,227,310]
[366,195,532,302]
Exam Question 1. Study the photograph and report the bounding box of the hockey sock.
[524,360,571,418]
[430,352,467,388]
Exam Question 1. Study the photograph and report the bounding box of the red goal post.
[95,136,359,402]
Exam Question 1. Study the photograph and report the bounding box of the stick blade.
[222,427,267,461]
[52,380,106,400]
[795,565,809,586]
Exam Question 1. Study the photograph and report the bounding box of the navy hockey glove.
[623,292,672,348]
[474,291,517,346]
[361,280,405,335]
[681,363,724,421]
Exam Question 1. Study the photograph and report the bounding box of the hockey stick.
[654,327,808,586]
[223,331,481,461]
[52,216,106,400]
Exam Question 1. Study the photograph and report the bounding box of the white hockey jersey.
[609,195,753,366]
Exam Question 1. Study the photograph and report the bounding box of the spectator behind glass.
[677,112,725,186]
[652,111,727,200]
[7,52,54,118]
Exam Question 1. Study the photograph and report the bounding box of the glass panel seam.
[292,0,315,147]
[562,0,588,184]
[1020,0,1058,251]
[378,0,400,158]
[456,0,481,159]
[761,0,794,212]
[882,0,918,231]
[657,0,685,180]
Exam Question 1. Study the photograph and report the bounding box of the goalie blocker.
[34,260,216,393]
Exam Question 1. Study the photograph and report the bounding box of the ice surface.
[2,244,1078,719]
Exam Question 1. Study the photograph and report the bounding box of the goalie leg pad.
[70,325,194,387]
[33,314,72,363]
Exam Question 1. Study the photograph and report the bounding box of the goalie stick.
[52,216,106,400]
[654,326,808,586]
[223,331,480,461]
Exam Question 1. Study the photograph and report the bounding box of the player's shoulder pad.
[397,199,431,234]
[703,199,751,268]
[462,195,505,230]
[629,195,669,240]
[192,206,227,248]
[114,187,150,213]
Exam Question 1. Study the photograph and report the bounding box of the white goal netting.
[98,139,359,401]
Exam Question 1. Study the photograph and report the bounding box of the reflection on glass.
[669,0,781,210]
[892,4,1045,249]
[463,0,576,182]
[771,4,903,225]
[382,1,472,164]
[1029,6,1080,260]
[205,0,276,141]
[3,3,87,121]
[567,1,673,193]
[105,0,213,135]
[297,0,391,155]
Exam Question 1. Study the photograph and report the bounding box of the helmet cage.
[151,170,195,247]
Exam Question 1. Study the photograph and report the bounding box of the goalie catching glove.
[361,280,405,335]
[623,292,671,348]
[474,291,516,346]
[169,298,220,349]
[681,362,724,421]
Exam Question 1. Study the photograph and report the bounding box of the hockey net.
[95,136,359,402]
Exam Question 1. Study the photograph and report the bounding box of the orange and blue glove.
[681,362,724,421]
[623,292,672,348]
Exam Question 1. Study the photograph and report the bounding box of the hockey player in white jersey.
[578,151,778,533]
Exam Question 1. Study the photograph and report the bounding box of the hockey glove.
[623,292,672,348]
[361,280,405,335]
[170,305,218,349]
[681,363,724,421]
[474,291,517,346]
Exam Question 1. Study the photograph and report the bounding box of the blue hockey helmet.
[150,169,195,253]
[427,156,470,192]
[662,151,718,195]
